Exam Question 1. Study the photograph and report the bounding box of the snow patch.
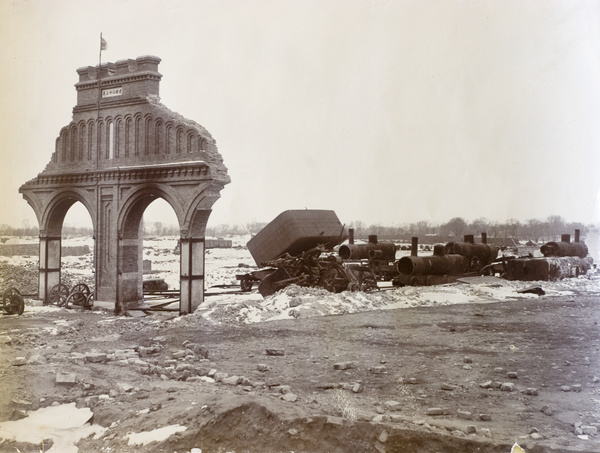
[0,403,106,453]
[125,424,187,446]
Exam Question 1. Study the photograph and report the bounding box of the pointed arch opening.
[118,191,180,313]
[39,194,95,304]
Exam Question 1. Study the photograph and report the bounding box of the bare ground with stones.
[1,284,600,452]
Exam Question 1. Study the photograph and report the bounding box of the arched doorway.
[60,202,95,301]
[118,191,180,313]
[36,192,95,304]
[142,198,180,293]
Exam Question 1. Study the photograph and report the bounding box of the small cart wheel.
[3,287,24,315]
[49,283,70,307]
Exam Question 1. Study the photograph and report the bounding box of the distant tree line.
[349,215,589,243]
[0,215,591,244]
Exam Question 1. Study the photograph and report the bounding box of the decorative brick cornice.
[20,161,213,190]
[75,72,162,91]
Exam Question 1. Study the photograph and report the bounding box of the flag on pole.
[100,35,107,51]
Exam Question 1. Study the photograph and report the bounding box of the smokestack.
[348,228,354,245]
[561,234,571,243]
[575,229,580,243]
[411,237,418,256]
[464,234,474,244]
[481,232,487,244]
[368,235,378,244]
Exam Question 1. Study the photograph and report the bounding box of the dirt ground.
[1,282,600,453]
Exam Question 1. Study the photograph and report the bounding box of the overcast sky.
[2,0,600,230]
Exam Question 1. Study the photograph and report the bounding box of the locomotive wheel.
[49,283,70,307]
[3,287,24,315]
[469,256,482,274]
[67,283,90,306]
[71,283,90,300]
[65,291,82,309]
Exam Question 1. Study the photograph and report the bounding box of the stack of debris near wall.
[503,231,593,281]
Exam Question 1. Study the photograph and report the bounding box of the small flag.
[100,35,108,51]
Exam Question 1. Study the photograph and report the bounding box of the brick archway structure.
[20,56,229,314]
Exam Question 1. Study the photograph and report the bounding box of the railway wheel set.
[1,282,94,316]
[47,283,94,309]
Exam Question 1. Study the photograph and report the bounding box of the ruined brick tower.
[20,56,230,314]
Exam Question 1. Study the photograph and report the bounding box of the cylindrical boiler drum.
[445,242,499,261]
[339,242,397,261]
[540,241,588,259]
[396,254,468,276]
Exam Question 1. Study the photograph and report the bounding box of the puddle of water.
[0,403,106,452]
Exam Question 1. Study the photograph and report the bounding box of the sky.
[1,0,600,230]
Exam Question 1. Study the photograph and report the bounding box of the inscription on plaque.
[102,87,122,98]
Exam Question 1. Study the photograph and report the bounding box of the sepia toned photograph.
[0,1,599,452]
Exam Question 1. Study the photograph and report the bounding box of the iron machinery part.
[240,279,254,292]
[257,267,292,297]
[49,283,70,306]
[470,256,483,274]
[3,287,24,315]
[343,263,379,292]
[396,254,468,276]
[66,291,94,309]
[540,241,588,258]
[318,266,349,293]
[445,242,500,261]
[143,278,169,292]
[68,283,90,306]
[392,273,462,287]
[338,242,397,261]
[505,256,593,281]
[247,210,348,266]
